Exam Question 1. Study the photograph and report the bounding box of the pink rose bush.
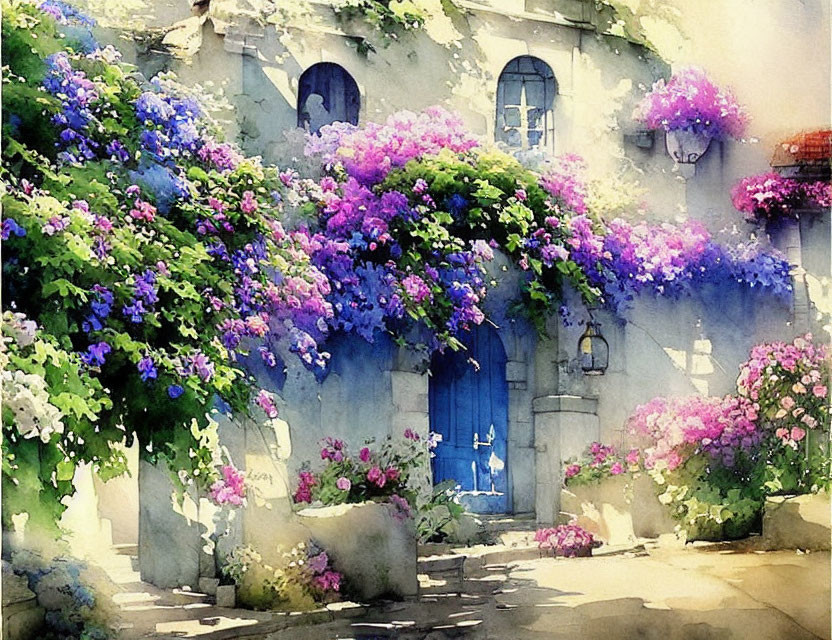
[731,172,831,222]
[737,334,830,493]
[633,67,748,140]
[534,524,598,558]
[292,430,429,514]
[562,334,830,540]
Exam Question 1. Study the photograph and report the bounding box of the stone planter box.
[761,491,830,551]
[297,502,418,601]
[559,473,676,545]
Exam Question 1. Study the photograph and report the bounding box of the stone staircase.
[97,544,273,639]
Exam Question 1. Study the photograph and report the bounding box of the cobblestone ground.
[253,541,830,640]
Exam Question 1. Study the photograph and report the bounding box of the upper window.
[297,63,360,134]
[495,56,556,151]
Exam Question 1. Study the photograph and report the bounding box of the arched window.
[495,56,556,151]
[297,63,360,133]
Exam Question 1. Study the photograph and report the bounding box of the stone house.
[62,0,829,590]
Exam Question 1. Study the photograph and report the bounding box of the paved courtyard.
[113,538,830,640]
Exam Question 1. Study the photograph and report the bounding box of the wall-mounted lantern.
[577,319,609,375]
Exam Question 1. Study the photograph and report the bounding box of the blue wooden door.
[429,324,509,514]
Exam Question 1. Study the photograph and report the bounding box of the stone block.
[3,564,44,640]
[762,492,830,551]
[505,360,527,383]
[138,461,202,589]
[391,371,429,413]
[199,577,219,595]
[297,502,418,600]
[216,584,236,608]
[533,395,598,414]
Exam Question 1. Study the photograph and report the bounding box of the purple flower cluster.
[80,341,110,367]
[135,90,202,161]
[539,154,588,214]
[43,52,100,163]
[197,139,242,172]
[305,106,479,185]
[2,218,27,240]
[38,1,95,27]
[82,285,113,333]
[633,67,748,140]
[566,215,792,312]
[122,270,158,324]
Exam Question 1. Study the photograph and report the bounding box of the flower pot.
[665,129,713,164]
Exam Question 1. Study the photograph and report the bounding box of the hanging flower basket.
[665,129,713,164]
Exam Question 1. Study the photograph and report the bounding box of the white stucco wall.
[80,1,829,526]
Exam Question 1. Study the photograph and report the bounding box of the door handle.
[473,425,495,450]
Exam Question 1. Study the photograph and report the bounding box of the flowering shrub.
[627,395,762,471]
[731,172,832,222]
[1,0,334,526]
[633,67,748,140]
[223,541,342,611]
[11,548,118,639]
[292,431,423,509]
[737,334,830,494]
[534,524,598,558]
[566,215,792,313]
[562,442,637,486]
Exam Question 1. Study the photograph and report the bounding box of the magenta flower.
[564,464,581,479]
[240,190,258,214]
[359,447,371,463]
[335,476,351,491]
[210,465,246,506]
[633,67,748,140]
[367,466,386,488]
[609,462,625,475]
[255,389,278,418]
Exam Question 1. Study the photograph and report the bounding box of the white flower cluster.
[2,312,64,442]
[2,369,65,443]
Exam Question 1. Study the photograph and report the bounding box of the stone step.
[418,554,466,574]
[476,512,536,533]
[113,543,139,556]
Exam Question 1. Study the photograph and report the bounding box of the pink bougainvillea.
[633,67,748,140]
[210,464,247,506]
[539,154,588,214]
[627,395,761,469]
[731,172,831,222]
[306,105,480,185]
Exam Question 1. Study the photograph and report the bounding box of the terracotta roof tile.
[772,129,832,166]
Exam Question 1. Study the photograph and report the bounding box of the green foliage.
[415,479,465,543]
[332,0,430,43]
[650,451,766,541]
[0,0,310,531]
[382,149,600,335]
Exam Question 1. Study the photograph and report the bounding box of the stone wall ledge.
[532,394,598,414]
